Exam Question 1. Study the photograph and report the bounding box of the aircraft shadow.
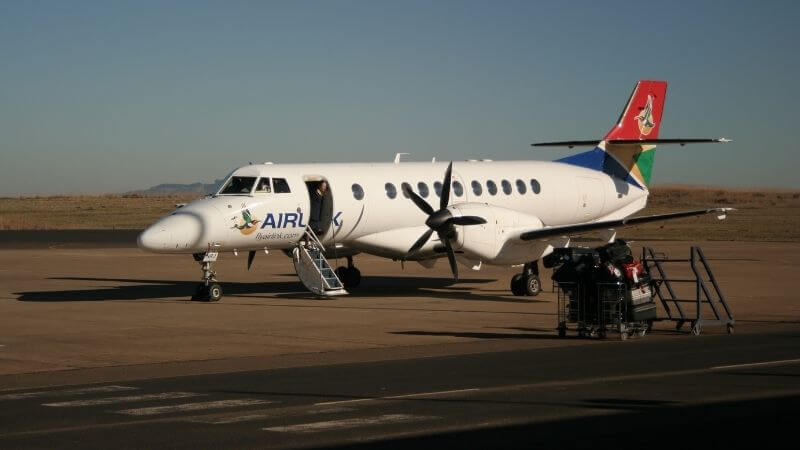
[14,276,536,304]
[341,393,800,448]
[391,330,564,340]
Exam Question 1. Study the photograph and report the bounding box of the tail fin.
[604,80,667,140]
[536,80,729,190]
[601,80,667,188]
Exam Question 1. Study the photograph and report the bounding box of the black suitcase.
[628,302,657,322]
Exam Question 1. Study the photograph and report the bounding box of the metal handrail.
[304,227,326,252]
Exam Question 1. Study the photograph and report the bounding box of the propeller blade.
[402,184,435,216]
[247,250,256,270]
[408,228,434,254]
[448,216,486,226]
[440,161,453,210]
[443,238,459,281]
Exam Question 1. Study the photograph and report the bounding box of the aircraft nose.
[137,213,204,252]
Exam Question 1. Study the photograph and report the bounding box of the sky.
[1,0,798,195]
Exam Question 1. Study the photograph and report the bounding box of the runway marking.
[313,388,480,406]
[710,358,800,371]
[43,392,202,407]
[192,407,354,425]
[0,385,136,401]
[115,399,271,416]
[263,414,437,433]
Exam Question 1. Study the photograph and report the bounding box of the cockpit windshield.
[218,176,257,195]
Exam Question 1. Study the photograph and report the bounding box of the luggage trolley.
[557,281,652,340]
[552,241,657,340]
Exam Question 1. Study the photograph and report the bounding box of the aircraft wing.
[519,208,734,241]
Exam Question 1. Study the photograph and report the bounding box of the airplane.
[137,80,733,301]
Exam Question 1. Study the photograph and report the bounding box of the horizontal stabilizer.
[520,208,734,241]
[532,138,731,148]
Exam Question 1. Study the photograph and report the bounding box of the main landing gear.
[511,261,542,297]
[335,256,362,290]
[192,251,223,302]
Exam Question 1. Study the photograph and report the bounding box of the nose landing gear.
[192,251,223,302]
[511,261,541,297]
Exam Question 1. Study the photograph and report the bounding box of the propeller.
[247,250,256,270]
[403,162,486,280]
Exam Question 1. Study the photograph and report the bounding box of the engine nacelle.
[449,203,549,264]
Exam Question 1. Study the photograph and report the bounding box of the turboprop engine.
[403,161,548,277]
[448,203,546,264]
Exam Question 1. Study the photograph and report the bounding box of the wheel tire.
[510,274,525,296]
[207,283,223,302]
[347,267,361,288]
[335,267,348,285]
[523,274,542,297]
[558,327,567,338]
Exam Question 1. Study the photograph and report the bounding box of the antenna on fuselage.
[394,153,410,163]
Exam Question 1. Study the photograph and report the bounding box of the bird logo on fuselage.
[635,94,656,136]
[232,209,261,235]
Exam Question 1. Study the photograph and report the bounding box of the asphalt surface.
[1,326,799,449]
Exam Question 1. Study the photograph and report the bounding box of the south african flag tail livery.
[534,80,729,190]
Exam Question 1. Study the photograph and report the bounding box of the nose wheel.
[192,251,222,302]
[511,261,541,297]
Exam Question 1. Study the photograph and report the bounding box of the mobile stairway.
[292,228,348,297]
[642,246,734,335]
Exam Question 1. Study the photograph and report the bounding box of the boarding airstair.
[642,246,734,335]
[292,228,348,297]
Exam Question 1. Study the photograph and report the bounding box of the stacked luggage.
[546,240,657,339]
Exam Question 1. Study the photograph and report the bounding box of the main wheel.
[346,267,362,288]
[207,283,223,302]
[523,274,542,296]
[335,267,348,285]
[510,274,525,296]
[337,267,361,289]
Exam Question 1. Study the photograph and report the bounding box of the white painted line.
[386,388,480,399]
[711,358,800,371]
[264,414,436,433]
[313,387,480,406]
[197,406,354,425]
[115,399,271,416]
[313,398,373,407]
[205,413,271,425]
[0,386,136,401]
[43,392,202,407]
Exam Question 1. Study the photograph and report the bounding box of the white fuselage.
[138,160,648,266]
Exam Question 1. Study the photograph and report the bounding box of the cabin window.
[501,179,512,195]
[255,178,271,193]
[273,178,291,193]
[352,183,364,200]
[486,180,498,196]
[516,179,526,194]
[530,179,541,194]
[433,181,442,197]
[385,182,397,199]
[452,181,464,197]
[471,180,483,196]
[219,176,256,195]
[401,182,412,198]
[417,182,429,198]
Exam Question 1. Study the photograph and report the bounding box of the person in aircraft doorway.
[309,180,329,236]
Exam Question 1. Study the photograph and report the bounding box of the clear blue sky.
[1,0,798,195]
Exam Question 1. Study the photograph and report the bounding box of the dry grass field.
[1,187,798,241]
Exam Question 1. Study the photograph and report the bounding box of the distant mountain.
[126,180,224,196]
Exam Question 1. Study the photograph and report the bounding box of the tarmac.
[1,233,799,447]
